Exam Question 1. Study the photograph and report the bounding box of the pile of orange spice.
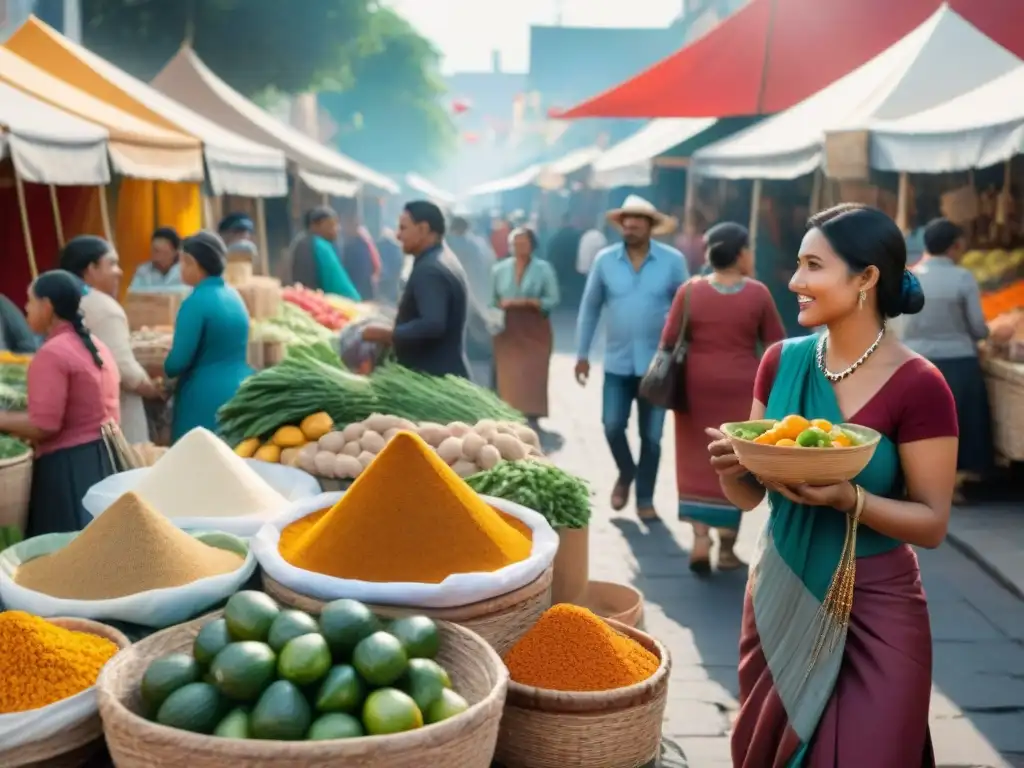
[504,604,659,692]
[279,431,532,583]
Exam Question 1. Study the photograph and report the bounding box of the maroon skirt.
[493,308,552,418]
[733,544,937,768]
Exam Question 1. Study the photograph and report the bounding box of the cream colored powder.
[133,427,288,519]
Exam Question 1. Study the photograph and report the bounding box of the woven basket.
[0,449,32,530]
[263,566,553,655]
[579,580,644,629]
[494,619,670,768]
[723,420,881,485]
[0,618,130,768]
[97,611,508,768]
[983,358,1024,460]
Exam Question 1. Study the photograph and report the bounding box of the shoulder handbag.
[640,280,693,411]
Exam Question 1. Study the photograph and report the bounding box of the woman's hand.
[761,480,857,512]
[705,428,747,478]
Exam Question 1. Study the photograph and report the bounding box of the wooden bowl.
[577,580,644,629]
[722,420,881,486]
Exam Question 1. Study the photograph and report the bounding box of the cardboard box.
[124,292,183,331]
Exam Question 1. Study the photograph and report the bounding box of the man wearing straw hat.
[576,195,688,521]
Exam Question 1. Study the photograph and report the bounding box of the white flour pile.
[134,427,288,520]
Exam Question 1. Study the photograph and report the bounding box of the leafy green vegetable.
[466,461,591,529]
[370,365,523,426]
[0,434,30,460]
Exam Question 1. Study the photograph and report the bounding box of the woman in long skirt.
[491,227,560,431]
[707,204,957,766]
[0,271,121,535]
[660,223,784,573]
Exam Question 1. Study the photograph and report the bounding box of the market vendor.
[165,231,253,442]
[218,212,255,247]
[129,227,184,291]
[0,270,121,536]
[61,235,164,443]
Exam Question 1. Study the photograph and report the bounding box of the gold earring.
[858,290,866,310]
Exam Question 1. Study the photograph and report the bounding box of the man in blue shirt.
[575,196,688,521]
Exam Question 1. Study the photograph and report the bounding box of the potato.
[318,431,347,453]
[341,441,362,457]
[496,423,518,436]
[395,418,417,431]
[461,432,487,462]
[299,442,319,460]
[450,460,479,478]
[418,423,449,447]
[474,419,498,434]
[314,450,338,478]
[477,443,501,470]
[359,430,386,454]
[280,447,302,467]
[297,450,318,474]
[383,427,401,441]
[334,454,363,480]
[514,424,541,448]
[357,451,376,468]
[437,436,464,465]
[341,422,367,442]
[448,421,471,436]
[364,413,401,433]
[492,433,528,461]
[475,426,498,442]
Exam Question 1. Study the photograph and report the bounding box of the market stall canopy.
[556,0,1021,119]
[153,47,399,195]
[0,81,110,186]
[405,173,456,206]
[463,164,543,198]
[535,146,603,191]
[865,65,1024,173]
[592,118,717,189]
[0,47,202,182]
[4,17,287,198]
[691,7,1020,181]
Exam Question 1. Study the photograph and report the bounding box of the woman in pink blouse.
[0,270,121,536]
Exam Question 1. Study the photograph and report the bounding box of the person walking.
[707,204,956,766]
[901,217,993,498]
[576,195,688,520]
[362,200,470,378]
[661,223,784,573]
[491,227,560,431]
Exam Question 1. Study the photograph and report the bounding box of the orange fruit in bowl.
[776,414,811,439]
[775,438,797,447]
[810,418,833,432]
[831,432,853,448]
[753,430,781,445]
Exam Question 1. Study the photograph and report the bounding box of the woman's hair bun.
[899,270,925,315]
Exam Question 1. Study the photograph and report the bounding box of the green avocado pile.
[141,591,469,741]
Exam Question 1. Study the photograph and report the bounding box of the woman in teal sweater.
[165,231,253,442]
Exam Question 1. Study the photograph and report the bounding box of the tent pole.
[896,172,910,233]
[749,179,762,259]
[14,167,39,280]
[255,197,270,276]
[683,163,697,233]
[809,169,822,214]
[49,186,65,248]
[99,185,114,244]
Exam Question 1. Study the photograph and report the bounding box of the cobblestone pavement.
[537,314,1024,767]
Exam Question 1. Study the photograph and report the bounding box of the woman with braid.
[0,270,120,535]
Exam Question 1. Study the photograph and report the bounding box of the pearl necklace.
[816,323,886,383]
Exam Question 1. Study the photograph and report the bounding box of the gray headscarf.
[183,230,227,277]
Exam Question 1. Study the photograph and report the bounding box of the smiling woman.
[706,203,957,767]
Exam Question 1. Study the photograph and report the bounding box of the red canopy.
[557,0,1024,119]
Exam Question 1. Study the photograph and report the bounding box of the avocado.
[250,680,312,741]
[155,682,224,734]
[224,591,280,642]
[267,610,320,653]
[141,653,202,713]
[209,642,277,701]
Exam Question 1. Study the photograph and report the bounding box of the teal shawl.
[750,334,902,765]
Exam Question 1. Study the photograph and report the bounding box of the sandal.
[610,479,631,511]
[717,532,743,571]
[689,532,712,576]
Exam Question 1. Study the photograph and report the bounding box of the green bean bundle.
[371,364,524,425]
[466,461,591,529]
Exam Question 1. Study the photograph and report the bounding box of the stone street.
[533,313,1024,768]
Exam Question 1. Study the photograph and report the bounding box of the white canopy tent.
[535,145,602,190]
[463,164,542,198]
[593,118,717,189]
[0,81,110,186]
[866,64,1024,173]
[692,6,1021,180]
[405,173,456,206]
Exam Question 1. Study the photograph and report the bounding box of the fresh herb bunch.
[466,460,591,529]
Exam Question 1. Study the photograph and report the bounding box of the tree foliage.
[316,8,456,176]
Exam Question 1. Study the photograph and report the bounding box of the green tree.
[80,0,376,95]
[317,8,456,176]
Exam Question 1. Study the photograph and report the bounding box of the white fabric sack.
[0,532,257,628]
[82,460,321,536]
[0,684,99,751]
[253,492,559,608]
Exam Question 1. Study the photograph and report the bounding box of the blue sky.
[385,0,683,73]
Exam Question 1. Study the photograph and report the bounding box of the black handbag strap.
[671,279,695,355]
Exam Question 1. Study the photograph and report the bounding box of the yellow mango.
[234,437,261,458]
[254,443,282,463]
[271,425,306,448]
[299,411,333,441]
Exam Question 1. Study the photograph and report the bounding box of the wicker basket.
[0,449,32,530]
[983,358,1024,460]
[579,580,644,629]
[263,566,553,655]
[0,618,130,768]
[97,611,508,768]
[494,619,670,768]
[723,420,881,485]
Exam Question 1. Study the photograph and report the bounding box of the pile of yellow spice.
[0,611,119,713]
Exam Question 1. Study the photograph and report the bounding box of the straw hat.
[606,195,678,236]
